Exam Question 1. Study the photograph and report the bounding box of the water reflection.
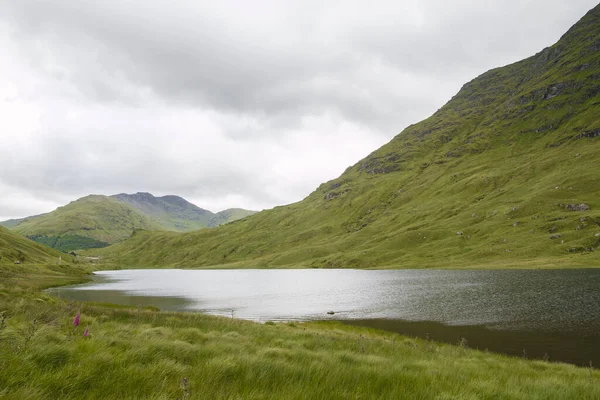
[48,268,600,366]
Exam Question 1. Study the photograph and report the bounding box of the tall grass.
[1,270,599,399]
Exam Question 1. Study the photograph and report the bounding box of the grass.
[1,265,600,399]
[3,194,257,252]
[0,226,74,265]
[8,195,164,251]
[94,5,600,270]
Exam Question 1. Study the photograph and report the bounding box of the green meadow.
[1,263,600,399]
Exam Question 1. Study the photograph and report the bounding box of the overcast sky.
[0,0,597,219]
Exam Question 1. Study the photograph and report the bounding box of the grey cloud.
[3,0,562,134]
[0,0,598,219]
[5,0,594,134]
[351,1,598,77]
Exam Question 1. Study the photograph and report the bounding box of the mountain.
[110,192,257,230]
[98,5,600,269]
[111,192,214,231]
[0,217,28,229]
[209,208,260,227]
[2,193,257,252]
[8,195,163,252]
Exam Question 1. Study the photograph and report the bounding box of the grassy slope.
[98,6,600,270]
[12,195,164,252]
[0,218,27,229]
[3,193,258,252]
[0,226,67,265]
[1,265,599,399]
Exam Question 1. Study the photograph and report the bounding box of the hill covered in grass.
[1,193,256,252]
[98,5,600,270]
[7,195,163,252]
[0,225,68,265]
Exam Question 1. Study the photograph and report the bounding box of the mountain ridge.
[1,193,257,252]
[111,192,257,230]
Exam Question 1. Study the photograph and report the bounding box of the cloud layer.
[0,0,597,219]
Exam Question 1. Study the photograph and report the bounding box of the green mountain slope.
[99,5,600,270]
[111,192,257,230]
[11,195,163,252]
[0,225,66,264]
[0,217,28,229]
[3,193,257,252]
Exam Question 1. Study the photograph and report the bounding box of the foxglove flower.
[83,326,89,337]
[73,312,80,327]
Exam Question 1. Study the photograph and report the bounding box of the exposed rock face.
[357,153,403,174]
[565,203,590,211]
[550,234,562,239]
[323,181,351,200]
[324,191,343,201]
[576,128,600,139]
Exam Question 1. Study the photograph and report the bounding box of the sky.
[0,0,598,219]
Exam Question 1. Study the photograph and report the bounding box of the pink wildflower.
[73,312,80,327]
[83,326,89,337]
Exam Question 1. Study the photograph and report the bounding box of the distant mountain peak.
[1,191,257,252]
[113,192,159,204]
[110,192,257,230]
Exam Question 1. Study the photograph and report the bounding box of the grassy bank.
[1,266,600,399]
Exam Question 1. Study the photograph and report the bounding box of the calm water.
[49,268,600,366]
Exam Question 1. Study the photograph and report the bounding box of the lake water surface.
[49,268,600,366]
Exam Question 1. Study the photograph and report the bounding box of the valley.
[95,5,600,270]
[1,3,600,399]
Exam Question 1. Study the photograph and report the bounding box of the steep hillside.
[0,225,67,264]
[111,192,257,230]
[98,5,600,270]
[11,195,163,252]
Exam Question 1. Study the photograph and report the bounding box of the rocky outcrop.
[565,203,590,211]
[576,128,600,139]
[358,153,403,175]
